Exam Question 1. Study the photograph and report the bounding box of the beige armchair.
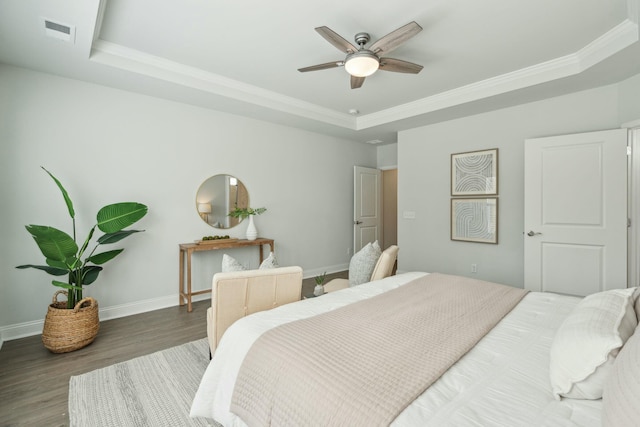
[324,245,399,293]
[207,266,303,353]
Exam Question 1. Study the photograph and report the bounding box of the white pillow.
[549,287,638,400]
[259,252,279,269]
[602,323,640,426]
[221,254,245,272]
[348,241,382,287]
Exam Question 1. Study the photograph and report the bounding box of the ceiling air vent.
[41,18,76,43]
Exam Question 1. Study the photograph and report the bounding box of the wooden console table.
[179,238,275,312]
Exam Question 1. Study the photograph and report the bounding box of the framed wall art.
[451,148,498,196]
[451,198,498,244]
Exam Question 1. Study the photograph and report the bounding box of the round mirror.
[196,174,249,229]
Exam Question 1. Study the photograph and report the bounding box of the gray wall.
[619,72,640,124]
[397,80,640,287]
[0,65,376,340]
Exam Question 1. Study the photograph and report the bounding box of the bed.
[190,272,640,427]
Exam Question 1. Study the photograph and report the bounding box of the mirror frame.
[195,174,249,229]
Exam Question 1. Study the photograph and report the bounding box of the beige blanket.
[230,273,528,427]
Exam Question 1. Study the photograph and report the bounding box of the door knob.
[527,230,542,236]
[354,220,363,225]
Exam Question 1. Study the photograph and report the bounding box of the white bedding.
[190,272,602,426]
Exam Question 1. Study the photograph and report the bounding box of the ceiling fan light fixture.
[344,51,379,77]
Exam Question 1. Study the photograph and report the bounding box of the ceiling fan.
[298,21,424,89]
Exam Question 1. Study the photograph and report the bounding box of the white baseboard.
[0,264,351,347]
[0,292,212,345]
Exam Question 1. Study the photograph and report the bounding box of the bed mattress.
[191,272,602,426]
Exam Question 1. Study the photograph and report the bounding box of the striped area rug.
[69,338,219,427]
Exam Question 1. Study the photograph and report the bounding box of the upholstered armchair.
[207,266,303,353]
[324,245,399,293]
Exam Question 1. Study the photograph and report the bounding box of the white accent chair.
[207,266,303,353]
[324,245,399,293]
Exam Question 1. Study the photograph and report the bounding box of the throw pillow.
[602,324,640,426]
[259,252,279,269]
[348,241,382,287]
[549,287,638,400]
[221,254,245,272]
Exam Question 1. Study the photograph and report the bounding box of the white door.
[354,166,382,252]
[524,129,628,296]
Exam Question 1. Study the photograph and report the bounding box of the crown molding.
[90,15,638,133]
[357,19,639,130]
[90,39,357,129]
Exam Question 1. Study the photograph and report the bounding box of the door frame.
[624,120,640,288]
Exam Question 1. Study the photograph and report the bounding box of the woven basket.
[42,290,100,353]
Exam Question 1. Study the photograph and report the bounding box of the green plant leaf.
[81,266,103,285]
[41,167,75,219]
[97,229,144,244]
[46,258,68,270]
[15,264,68,276]
[77,226,95,260]
[88,249,123,265]
[25,225,78,262]
[228,207,266,218]
[96,203,148,233]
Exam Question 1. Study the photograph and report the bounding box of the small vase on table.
[246,215,258,241]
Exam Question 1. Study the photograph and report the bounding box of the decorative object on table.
[16,167,148,353]
[228,207,267,241]
[451,198,498,244]
[451,148,498,196]
[201,235,231,240]
[196,235,237,245]
[313,272,327,296]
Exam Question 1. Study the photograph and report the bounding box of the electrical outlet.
[471,264,477,273]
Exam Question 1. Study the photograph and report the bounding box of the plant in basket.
[16,167,148,353]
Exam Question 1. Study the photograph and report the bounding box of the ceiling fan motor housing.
[354,32,371,47]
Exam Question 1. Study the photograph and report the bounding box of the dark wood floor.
[0,272,345,426]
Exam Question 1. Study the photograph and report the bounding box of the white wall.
[377,144,398,169]
[397,83,633,287]
[0,65,376,340]
[619,72,640,124]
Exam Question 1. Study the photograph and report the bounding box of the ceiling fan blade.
[315,26,358,54]
[350,75,365,89]
[298,61,344,72]
[369,21,422,55]
[379,57,423,74]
